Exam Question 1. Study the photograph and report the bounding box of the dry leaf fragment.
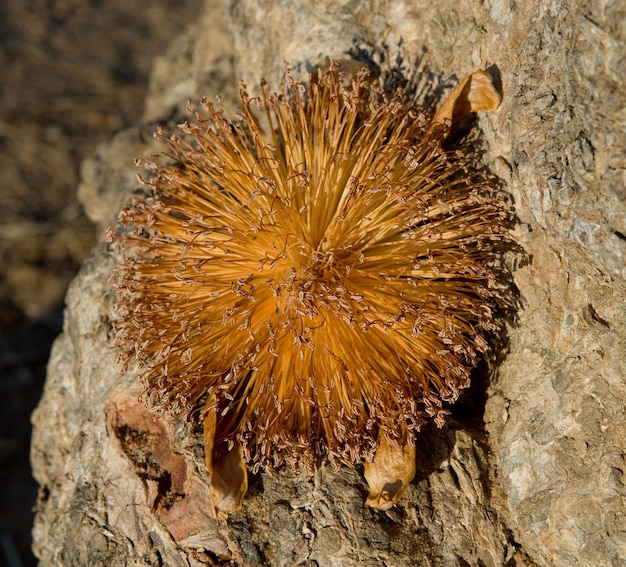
[431,69,501,133]
[203,401,248,516]
[364,436,417,510]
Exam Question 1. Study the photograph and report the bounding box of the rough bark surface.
[32,1,625,566]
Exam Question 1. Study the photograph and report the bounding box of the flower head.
[112,63,511,510]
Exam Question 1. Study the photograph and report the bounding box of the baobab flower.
[111,62,510,513]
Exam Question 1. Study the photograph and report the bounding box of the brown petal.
[204,401,248,516]
[431,69,501,133]
[364,435,416,510]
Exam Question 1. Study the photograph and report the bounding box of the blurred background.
[0,1,201,564]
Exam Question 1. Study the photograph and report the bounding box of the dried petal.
[204,400,248,516]
[364,435,416,510]
[432,69,501,132]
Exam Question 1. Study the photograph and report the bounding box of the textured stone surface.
[32,0,626,565]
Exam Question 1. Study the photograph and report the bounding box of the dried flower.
[111,63,510,513]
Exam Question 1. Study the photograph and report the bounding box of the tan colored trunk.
[32,1,626,565]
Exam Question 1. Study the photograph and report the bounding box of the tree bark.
[32,1,626,565]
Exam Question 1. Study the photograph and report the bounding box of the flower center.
[252,232,361,325]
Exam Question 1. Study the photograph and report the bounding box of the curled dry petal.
[364,435,417,510]
[204,399,248,516]
[431,69,502,133]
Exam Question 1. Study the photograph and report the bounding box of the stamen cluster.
[112,66,510,472]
